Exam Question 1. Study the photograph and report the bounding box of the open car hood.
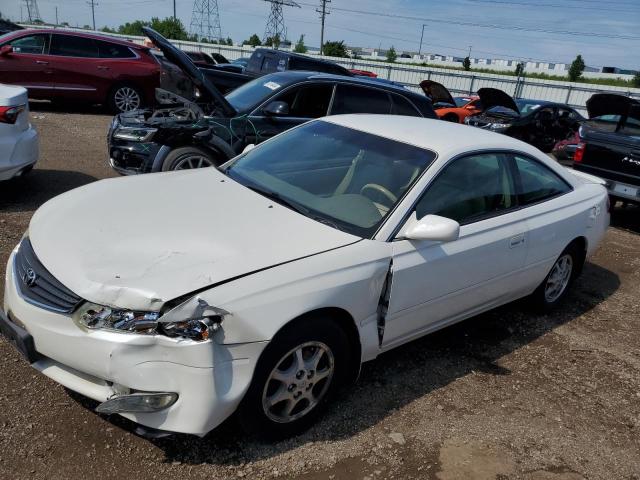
[142,27,236,117]
[586,93,640,120]
[477,88,519,114]
[419,80,456,107]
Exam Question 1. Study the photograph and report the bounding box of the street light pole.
[418,23,427,56]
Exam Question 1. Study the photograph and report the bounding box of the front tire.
[238,316,351,439]
[529,243,583,312]
[161,146,218,171]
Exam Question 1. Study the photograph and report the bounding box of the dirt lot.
[1,106,639,480]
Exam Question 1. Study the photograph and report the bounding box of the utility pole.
[87,0,96,30]
[418,23,427,56]
[316,0,330,55]
[55,6,58,26]
[468,45,472,58]
[173,0,176,20]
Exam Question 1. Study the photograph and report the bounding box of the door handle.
[35,60,49,65]
[97,65,110,70]
[509,233,525,248]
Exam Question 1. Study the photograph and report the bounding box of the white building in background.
[344,47,633,79]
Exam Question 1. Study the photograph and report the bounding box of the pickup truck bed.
[574,95,640,204]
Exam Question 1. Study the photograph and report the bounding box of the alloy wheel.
[261,341,335,423]
[173,155,214,170]
[114,87,141,112]
[544,253,573,303]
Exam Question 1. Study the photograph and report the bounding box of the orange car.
[420,80,482,123]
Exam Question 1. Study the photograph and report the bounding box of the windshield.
[225,121,436,238]
[225,73,288,112]
[515,99,543,115]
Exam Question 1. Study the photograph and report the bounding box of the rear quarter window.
[98,41,135,58]
[514,155,571,205]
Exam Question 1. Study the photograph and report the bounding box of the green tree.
[633,71,640,88]
[386,46,397,63]
[568,54,585,82]
[322,40,347,57]
[117,17,188,40]
[225,37,233,46]
[118,20,150,36]
[294,34,307,53]
[264,34,281,48]
[244,34,262,47]
[100,26,116,33]
[515,62,525,77]
[462,56,471,71]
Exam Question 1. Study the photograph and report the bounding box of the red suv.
[0,29,160,112]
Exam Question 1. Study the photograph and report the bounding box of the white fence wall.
[21,26,640,115]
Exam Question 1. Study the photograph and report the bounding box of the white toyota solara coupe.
[1,115,608,438]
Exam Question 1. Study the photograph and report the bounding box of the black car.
[108,34,436,175]
[465,88,583,152]
[573,93,640,204]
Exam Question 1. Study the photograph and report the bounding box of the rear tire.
[529,243,583,312]
[161,146,219,171]
[108,84,144,114]
[237,315,351,439]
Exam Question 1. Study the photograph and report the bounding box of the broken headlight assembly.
[76,301,223,342]
[112,126,157,142]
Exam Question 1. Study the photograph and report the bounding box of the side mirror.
[242,143,255,154]
[0,45,13,57]
[263,100,289,116]
[396,212,460,242]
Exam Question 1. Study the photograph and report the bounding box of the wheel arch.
[566,235,588,275]
[268,307,362,385]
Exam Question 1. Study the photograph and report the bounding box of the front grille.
[13,238,83,314]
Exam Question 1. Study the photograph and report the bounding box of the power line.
[263,0,300,44]
[296,2,640,40]
[87,0,96,30]
[316,0,329,55]
[466,0,640,13]
[190,0,222,41]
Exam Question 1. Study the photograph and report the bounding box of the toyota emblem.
[23,268,38,287]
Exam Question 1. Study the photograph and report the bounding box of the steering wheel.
[360,183,397,206]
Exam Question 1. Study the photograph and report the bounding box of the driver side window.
[273,84,334,119]
[414,153,517,224]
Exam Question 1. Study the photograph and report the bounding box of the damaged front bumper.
[2,252,267,436]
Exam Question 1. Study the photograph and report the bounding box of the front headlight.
[489,123,510,131]
[113,126,157,142]
[76,303,222,342]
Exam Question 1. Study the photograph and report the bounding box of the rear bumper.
[574,164,640,203]
[3,251,266,436]
[0,125,38,181]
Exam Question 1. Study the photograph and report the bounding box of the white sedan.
[0,84,38,181]
[0,115,608,438]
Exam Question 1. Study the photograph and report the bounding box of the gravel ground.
[1,106,639,480]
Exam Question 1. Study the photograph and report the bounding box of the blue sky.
[4,0,640,68]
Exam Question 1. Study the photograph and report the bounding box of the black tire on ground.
[161,146,221,171]
[107,84,144,114]
[528,242,584,312]
[237,315,351,439]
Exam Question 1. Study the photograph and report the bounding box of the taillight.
[0,104,25,124]
[574,142,586,163]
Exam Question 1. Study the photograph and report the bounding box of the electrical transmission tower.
[23,0,42,22]
[316,0,330,55]
[263,0,300,46]
[190,0,223,42]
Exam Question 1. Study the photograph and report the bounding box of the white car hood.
[28,168,359,311]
